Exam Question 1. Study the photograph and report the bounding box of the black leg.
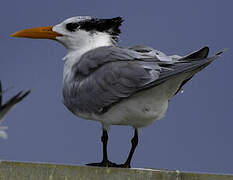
[101,129,108,162]
[119,128,139,168]
[86,129,118,167]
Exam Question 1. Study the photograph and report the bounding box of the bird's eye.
[66,23,79,32]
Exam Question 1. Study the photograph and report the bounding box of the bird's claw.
[86,160,120,168]
[86,160,131,168]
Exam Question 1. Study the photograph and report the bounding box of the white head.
[11,16,123,80]
[12,16,123,54]
[53,16,123,51]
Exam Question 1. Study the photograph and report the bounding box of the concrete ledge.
[0,161,232,180]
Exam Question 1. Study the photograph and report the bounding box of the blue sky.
[0,0,233,173]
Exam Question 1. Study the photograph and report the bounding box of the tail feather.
[143,47,225,90]
[173,48,226,95]
[182,46,209,60]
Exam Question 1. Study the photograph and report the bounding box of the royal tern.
[12,16,224,167]
[0,81,30,139]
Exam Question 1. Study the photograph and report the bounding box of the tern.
[12,16,224,167]
[0,81,30,138]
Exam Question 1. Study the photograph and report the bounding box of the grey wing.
[73,45,174,75]
[68,46,164,114]
[69,60,162,114]
[73,46,145,75]
[69,46,223,114]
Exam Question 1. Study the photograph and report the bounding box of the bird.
[11,16,224,168]
[0,81,30,139]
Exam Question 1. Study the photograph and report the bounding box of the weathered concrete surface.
[0,160,232,180]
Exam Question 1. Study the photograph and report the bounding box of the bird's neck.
[63,33,114,82]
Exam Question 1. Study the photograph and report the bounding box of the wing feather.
[63,46,223,114]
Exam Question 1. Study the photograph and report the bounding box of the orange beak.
[11,26,62,40]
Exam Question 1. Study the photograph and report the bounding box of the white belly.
[92,72,192,128]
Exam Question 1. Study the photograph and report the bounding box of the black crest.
[66,17,123,38]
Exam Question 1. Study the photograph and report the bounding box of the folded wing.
[65,46,223,114]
